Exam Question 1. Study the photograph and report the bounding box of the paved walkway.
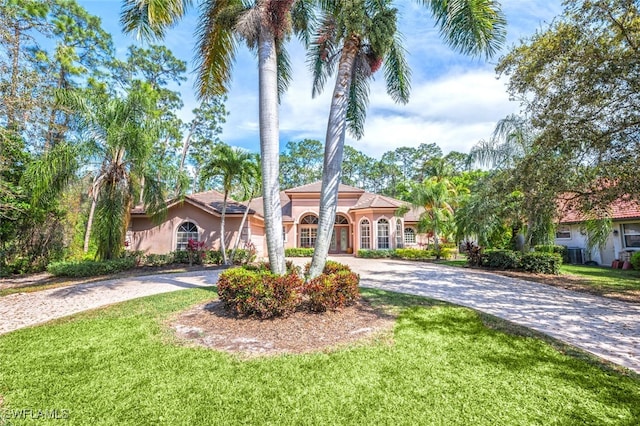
[1,259,638,374]
[0,270,219,335]
[334,257,640,374]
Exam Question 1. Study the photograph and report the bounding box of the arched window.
[299,214,318,247]
[404,227,416,244]
[177,222,198,251]
[300,214,319,224]
[360,219,371,249]
[396,219,403,248]
[377,218,390,249]
[335,214,349,224]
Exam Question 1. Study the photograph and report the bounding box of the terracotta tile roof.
[131,190,254,216]
[559,196,640,223]
[248,191,293,222]
[284,181,365,194]
[350,192,405,210]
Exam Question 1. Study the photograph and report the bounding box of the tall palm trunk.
[308,35,359,279]
[258,26,285,275]
[175,120,196,197]
[83,196,97,253]
[220,190,229,265]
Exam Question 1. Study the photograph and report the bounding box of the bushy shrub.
[520,252,562,274]
[285,248,314,257]
[304,270,360,312]
[630,252,640,270]
[173,250,191,264]
[245,260,301,275]
[216,268,303,319]
[229,248,256,265]
[482,249,521,270]
[203,250,223,265]
[357,249,395,258]
[534,244,568,262]
[437,247,458,260]
[394,248,434,260]
[144,253,174,267]
[303,260,352,276]
[47,257,137,278]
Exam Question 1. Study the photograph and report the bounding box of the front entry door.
[330,226,349,253]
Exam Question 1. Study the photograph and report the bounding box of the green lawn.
[1,288,638,425]
[560,264,640,292]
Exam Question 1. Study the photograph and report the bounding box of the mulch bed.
[169,299,397,357]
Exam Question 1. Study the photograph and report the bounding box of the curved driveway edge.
[1,259,639,374]
[333,257,640,374]
[0,270,219,335]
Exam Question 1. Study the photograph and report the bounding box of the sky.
[78,0,563,159]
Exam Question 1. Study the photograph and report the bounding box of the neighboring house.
[128,181,425,258]
[554,198,640,266]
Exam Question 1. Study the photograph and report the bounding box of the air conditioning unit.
[567,247,584,265]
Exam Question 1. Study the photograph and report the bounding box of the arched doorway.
[330,214,350,253]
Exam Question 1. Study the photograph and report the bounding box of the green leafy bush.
[394,248,434,260]
[482,250,521,270]
[630,252,640,270]
[245,260,301,275]
[534,244,568,263]
[520,252,562,274]
[357,249,395,258]
[285,248,314,257]
[47,257,137,278]
[304,270,360,312]
[216,268,303,319]
[461,241,483,267]
[437,247,458,260]
[143,253,173,267]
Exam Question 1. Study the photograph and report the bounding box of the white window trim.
[376,217,390,250]
[359,218,371,250]
[175,220,200,251]
[555,225,572,240]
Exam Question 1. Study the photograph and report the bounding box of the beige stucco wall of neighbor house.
[129,202,244,254]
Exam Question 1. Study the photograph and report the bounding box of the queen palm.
[201,143,254,265]
[307,0,506,278]
[120,0,313,274]
[56,86,165,260]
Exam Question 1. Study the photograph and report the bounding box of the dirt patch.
[169,298,396,357]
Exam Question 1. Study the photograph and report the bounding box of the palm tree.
[470,114,533,170]
[409,178,457,258]
[56,86,165,260]
[201,143,254,265]
[307,0,506,278]
[120,0,313,275]
[230,154,261,262]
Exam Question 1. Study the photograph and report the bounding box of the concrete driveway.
[1,258,639,373]
[329,256,640,374]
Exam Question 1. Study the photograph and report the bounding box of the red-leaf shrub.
[303,260,352,276]
[304,269,360,312]
[217,268,303,319]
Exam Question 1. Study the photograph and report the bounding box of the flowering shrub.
[217,268,303,319]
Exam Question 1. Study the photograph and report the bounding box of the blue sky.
[78,1,562,158]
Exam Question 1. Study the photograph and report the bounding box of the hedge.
[479,249,562,274]
[520,252,562,274]
[47,257,138,278]
[285,248,314,257]
[482,250,521,270]
[357,249,395,258]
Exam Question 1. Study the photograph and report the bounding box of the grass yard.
[560,264,640,292]
[1,288,639,425]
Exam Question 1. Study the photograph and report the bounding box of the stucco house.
[554,198,640,266]
[128,181,425,258]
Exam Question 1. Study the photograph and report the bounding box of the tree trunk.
[83,196,96,253]
[220,190,229,265]
[308,35,360,279]
[231,190,255,261]
[258,26,286,275]
[175,120,197,197]
[7,22,21,131]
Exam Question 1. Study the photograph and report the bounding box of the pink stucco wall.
[128,202,245,254]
